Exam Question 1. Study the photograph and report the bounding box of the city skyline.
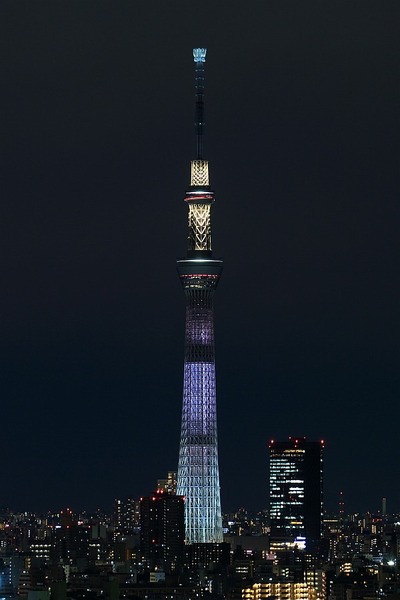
[0,0,399,514]
[0,491,398,600]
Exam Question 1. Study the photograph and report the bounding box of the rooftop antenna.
[193,48,207,160]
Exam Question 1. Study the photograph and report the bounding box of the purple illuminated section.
[182,362,216,437]
[178,356,222,543]
[185,306,214,346]
[177,285,222,543]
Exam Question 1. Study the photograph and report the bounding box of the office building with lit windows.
[269,438,324,553]
[113,497,140,537]
[157,471,177,495]
[242,581,321,600]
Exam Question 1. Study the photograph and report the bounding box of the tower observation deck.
[176,48,223,544]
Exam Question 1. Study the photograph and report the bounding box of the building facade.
[157,471,177,495]
[140,490,184,573]
[113,497,140,537]
[242,581,319,600]
[269,438,324,553]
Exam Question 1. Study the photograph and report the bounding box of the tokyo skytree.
[176,48,223,544]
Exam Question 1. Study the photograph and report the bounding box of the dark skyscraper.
[51,508,90,565]
[140,490,184,573]
[269,438,324,553]
[176,48,223,544]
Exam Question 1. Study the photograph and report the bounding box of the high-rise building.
[157,471,177,495]
[176,48,223,544]
[269,438,324,553]
[140,490,184,573]
[51,509,90,565]
[113,497,140,537]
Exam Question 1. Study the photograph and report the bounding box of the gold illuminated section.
[191,159,209,186]
[185,159,213,252]
[188,204,212,251]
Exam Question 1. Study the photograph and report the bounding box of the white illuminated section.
[193,48,207,63]
[294,536,306,550]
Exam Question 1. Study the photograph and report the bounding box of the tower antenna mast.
[193,48,207,160]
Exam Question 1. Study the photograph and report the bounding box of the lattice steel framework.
[176,48,223,544]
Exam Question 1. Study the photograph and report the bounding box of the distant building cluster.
[1,458,400,600]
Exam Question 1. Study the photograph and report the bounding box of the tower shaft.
[177,278,222,543]
[176,49,223,545]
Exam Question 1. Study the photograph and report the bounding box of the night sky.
[0,1,399,515]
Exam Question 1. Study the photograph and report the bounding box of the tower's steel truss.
[176,49,223,544]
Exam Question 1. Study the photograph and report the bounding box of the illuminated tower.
[176,48,223,544]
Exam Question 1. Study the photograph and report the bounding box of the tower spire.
[193,48,207,159]
[185,48,214,258]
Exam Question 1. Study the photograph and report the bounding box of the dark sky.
[0,0,399,515]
